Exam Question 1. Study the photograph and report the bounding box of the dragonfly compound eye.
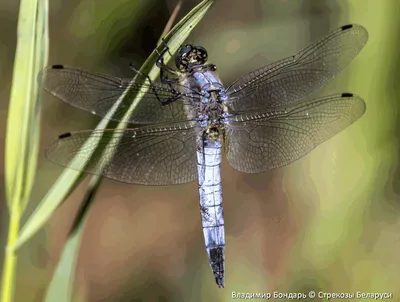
[176,44,193,70]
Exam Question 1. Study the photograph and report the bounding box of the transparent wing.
[40,65,201,124]
[46,122,198,185]
[224,93,365,173]
[225,24,368,112]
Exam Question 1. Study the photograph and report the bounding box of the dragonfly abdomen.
[196,135,225,288]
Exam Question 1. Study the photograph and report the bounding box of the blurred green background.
[1,0,400,301]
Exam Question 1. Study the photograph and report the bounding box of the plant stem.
[1,210,21,302]
[161,0,183,38]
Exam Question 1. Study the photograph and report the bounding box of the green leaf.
[4,0,49,213]
[44,176,102,302]
[13,0,214,252]
[1,0,49,301]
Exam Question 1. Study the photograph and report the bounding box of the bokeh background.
[1,0,400,301]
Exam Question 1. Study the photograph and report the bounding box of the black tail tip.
[215,277,225,288]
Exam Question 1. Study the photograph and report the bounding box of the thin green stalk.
[1,0,49,300]
[1,212,20,302]
[44,176,103,302]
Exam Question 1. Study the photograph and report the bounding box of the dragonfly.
[41,24,368,288]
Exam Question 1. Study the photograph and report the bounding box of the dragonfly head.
[176,44,208,71]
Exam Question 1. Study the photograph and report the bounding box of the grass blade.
[44,176,103,302]
[1,0,49,301]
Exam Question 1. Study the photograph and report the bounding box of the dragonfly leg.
[129,54,182,106]
[130,60,182,106]
[187,63,217,73]
[129,62,152,82]
[158,64,179,84]
[159,76,186,106]
[163,76,180,90]
[156,55,179,76]
[126,40,182,106]
[129,62,166,103]
[160,92,182,106]
[155,44,182,97]
[156,39,179,76]
[160,37,173,56]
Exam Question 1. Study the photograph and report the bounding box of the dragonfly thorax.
[205,126,220,141]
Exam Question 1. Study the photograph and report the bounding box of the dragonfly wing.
[224,93,365,173]
[225,24,368,112]
[46,121,198,185]
[40,65,200,124]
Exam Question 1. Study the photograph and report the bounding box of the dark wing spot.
[51,65,65,69]
[58,132,71,139]
[341,93,353,97]
[341,24,353,31]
